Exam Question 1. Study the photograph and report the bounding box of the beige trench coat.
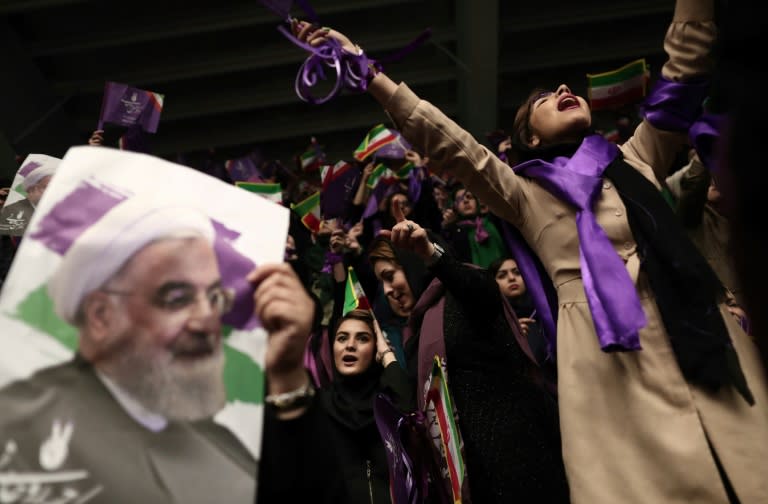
[381,0,768,502]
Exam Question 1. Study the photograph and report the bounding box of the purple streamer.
[277,23,430,105]
[278,25,369,105]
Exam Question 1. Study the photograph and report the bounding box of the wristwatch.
[425,242,445,267]
[265,381,316,412]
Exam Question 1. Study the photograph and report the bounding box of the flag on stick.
[98,81,165,133]
[291,190,321,232]
[320,161,359,219]
[299,137,325,173]
[343,266,371,315]
[353,124,399,162]
[236,181,283,204]
[587,58,648,111]
[425,356,468,503]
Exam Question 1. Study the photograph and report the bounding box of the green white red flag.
[587,58,649,111]
[235,181,283,205]
[353,124,399,162]
[425,356,468,504]
[291,190,321,232]
[343,266,371,315]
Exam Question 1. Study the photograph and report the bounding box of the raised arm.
[621,0,717,184]
[291,22,531,230]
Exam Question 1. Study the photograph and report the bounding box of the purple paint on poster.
[19,161,42,177]
[28,180,129,256]
[29,181,262,330]
[211,220,260,330]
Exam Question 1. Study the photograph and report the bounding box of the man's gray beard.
[109,344,227,422]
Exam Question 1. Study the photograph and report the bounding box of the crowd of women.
[1,0,765,502]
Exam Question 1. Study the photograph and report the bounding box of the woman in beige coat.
[291,1,767,502]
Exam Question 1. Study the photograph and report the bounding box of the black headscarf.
[368,235,447,384]
[321,319,384,431]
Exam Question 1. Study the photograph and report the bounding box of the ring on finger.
[406,223,414,232]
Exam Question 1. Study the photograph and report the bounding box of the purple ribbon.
[277,25,379,105]
[640,77,710,132]
[689,112,724,172]
[513,135,647,351]
[278,24,431,105]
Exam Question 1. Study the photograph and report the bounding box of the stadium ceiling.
[1,0,673,167]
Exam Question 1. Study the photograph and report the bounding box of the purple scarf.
[512,135,647,351]
[456,216,489,243]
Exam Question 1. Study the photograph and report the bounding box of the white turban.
[21,155,61,191]
[48,196,216,324]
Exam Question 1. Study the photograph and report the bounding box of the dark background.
[0,0,674,180]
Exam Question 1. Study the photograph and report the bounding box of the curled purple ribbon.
[277,25,378,105]
[278,24,431,105]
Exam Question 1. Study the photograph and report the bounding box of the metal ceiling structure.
[0,0,674,177]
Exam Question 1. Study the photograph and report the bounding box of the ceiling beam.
[500,0,672,34]
[26,0,416,56]
[72,63,459,129]
[148,99,458,156]
[50,26,457,95]
[0,0,87,14]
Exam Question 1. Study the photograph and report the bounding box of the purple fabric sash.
[513,135,647,351]
[456,216,489,243]
[689,112,724,172]
[641,77,710,132]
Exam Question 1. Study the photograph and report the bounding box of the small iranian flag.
[395,161,416,179]
[236,181,282,205]
[366,161,415,190]
[587,58,649,111]
[343,266,371,315]
[366,163,391,189]
[299,137,324,172]
[425,356,467,504]
[354,124,399,162]
[321,161,353,190]
[291,190,321,232]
